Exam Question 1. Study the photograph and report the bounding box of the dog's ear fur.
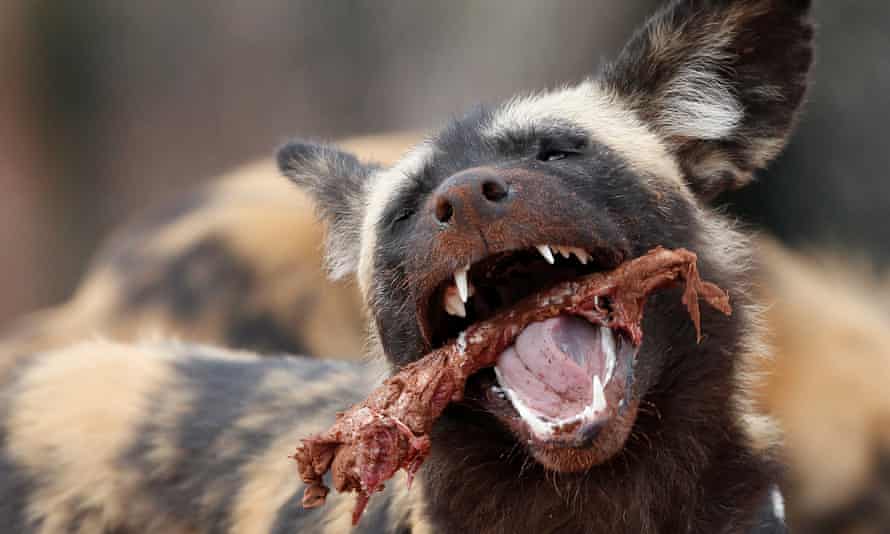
[602,0,814,200]
[277,141,376,279]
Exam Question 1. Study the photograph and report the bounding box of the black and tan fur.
[0,134,422,368]
[3,1,872,532]
[0,340,431,533]
[4,160,887,532]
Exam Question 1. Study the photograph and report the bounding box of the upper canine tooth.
[454,266,470,303]
[444,288,467,317]
[536,245,555,264]
[592,375,606,413]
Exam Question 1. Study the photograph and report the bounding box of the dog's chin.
[525,399,640,472]
[466,355,642,473]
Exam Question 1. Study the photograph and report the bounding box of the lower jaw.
[528,398,640,472]
[465,364,641,473]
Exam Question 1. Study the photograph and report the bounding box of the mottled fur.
[0,138,407,371]
[0,340,430,533]
[4,151,886,532]
[10,2,884,531]
[5,244,888,532]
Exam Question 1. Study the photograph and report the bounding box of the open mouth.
[296,246,731,516]
[419,245,639,451]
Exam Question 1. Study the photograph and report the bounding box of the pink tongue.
[496,315,605,419]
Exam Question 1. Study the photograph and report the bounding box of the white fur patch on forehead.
[358,141,436,295]
[483,80,683,188]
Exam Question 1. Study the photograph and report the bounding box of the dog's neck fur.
[421,380,777,533]
[422,420,775,533]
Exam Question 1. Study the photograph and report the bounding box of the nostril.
[481,179,509,202]
[435,197,454,223]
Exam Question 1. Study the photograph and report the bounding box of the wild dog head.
[280,0,813,474]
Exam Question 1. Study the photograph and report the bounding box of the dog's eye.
[537,148,581,162]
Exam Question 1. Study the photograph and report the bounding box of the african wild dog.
[0,0,813,532]
[0,131,423,369]
[0,153,368,369]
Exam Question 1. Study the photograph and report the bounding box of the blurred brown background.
[0,0,888,325]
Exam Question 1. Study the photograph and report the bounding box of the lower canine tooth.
[592,375,606,413]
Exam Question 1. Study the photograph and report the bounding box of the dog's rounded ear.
[602,0,814,200]
[278,141,377,279]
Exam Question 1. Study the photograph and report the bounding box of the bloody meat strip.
[291,247,732,524]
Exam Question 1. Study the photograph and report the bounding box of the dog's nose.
[432,168,511,225]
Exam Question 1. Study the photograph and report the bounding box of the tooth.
[592,375,606,413]
[444,289,467,317]
[555,246,570,259]
[536,245,555,264]
[571,248,590,265]
[454,266,470,303]
[601,327,617,383]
